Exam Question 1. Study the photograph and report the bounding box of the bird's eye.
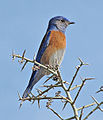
[61,19,65,22]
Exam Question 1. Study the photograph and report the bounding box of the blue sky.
[0,0,103,120]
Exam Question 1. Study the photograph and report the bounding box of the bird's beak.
[69,22,75,24]
[66,21,75,26]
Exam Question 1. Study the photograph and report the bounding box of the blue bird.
[22,16,74,98]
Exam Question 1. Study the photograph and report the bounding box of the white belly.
[49,48,65,68]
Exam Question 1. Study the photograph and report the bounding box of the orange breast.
[41,31,66,65]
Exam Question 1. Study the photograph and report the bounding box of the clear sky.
[0,0,103,120]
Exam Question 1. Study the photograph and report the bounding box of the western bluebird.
[22,16,74,98]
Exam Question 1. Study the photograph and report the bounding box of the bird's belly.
[49,48,65,68]
[42,48,65,75]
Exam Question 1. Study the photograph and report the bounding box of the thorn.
[91,96,103,112]
[78,57,89,65]
[19,101,23,109]
[43,75,54,84]
[91,96,99,105]
[22,49,26,60]
[17,91,23,109]
[21,60,28,71]
[17,91,21,100]
[85,78,95,81]
[30,92,35,97]
[80,77,95,81]
[38,100,40,108]
[62,102,67,110]
[96,86,103,93]
[36,89,42,94]
[12,50,15,61]
[33,53,36,60]
[78,57,84,64]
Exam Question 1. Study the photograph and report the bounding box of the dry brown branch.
[83,102,103,120]
[96,86,103,93]
[77,102,96,111]
[62,58,89,110]
[67,58,88,91]
[72,78,94,104]
[12,51,103,120]
[43,75,54,84]
[91,96,103,112]
[65,116,76,120]
[57,70,79,120]
[47,106,64,120]
[12,50,57,75]
[70,84,82,91]
[79,106,84,120]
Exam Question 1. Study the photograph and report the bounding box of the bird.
[22,16,75,98]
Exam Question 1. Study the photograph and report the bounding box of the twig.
[47,106,64,120]
[77,102,96,111]
[62,58,87,110]
[21,60,28,71]
[72,78,94,104]
[41,84,62,88]
[79,106,84,120]
[91,96,103,112]
[13,52,102,120]
[12,52,57,75]
[96,86,103,93]
[43,75,54,84]
[70,84,82,91]
[38,99,40,108]
[65,116,76,120]
[37,82,60,97]
[32,82,61,104]
[83,102,103,120]
[57,70,79,120]
[68,58,88,91]
[20,96,66,101]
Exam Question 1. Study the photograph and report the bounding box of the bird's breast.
[41,30,66,66]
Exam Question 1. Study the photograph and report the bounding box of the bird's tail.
[22,70,44,98]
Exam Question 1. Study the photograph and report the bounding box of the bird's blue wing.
[22,31,51,98]
[36,31,51,62]
[29,31,51,84]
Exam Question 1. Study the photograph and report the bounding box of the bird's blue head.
[47,16,75,33]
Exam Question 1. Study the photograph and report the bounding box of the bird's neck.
[47,24,65,33]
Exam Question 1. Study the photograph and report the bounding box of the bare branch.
[57,70,79,120]
[47,106,64,120]
[21,60,28,71]
[12,52,102,120]
[36,82,60,97]
[38,99,40,108]
[79,106,84,120]
[65,116,76,120]
[83,102,103,120]
[96,86,103,93]
[72,78,94,104]
[68,58,88,91]
[41,84,62,88]
[43,75,54,84]
[12,52,57,75]
[77,102,96,111]
[70,84,83,91]
[91,96,103,112]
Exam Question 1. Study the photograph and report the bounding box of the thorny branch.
[12,50,103,120]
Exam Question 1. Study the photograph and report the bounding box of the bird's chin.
[56,24,66,32]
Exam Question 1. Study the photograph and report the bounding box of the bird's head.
[48,16,75,33]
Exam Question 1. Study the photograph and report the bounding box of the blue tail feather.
[22,69,44,98]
